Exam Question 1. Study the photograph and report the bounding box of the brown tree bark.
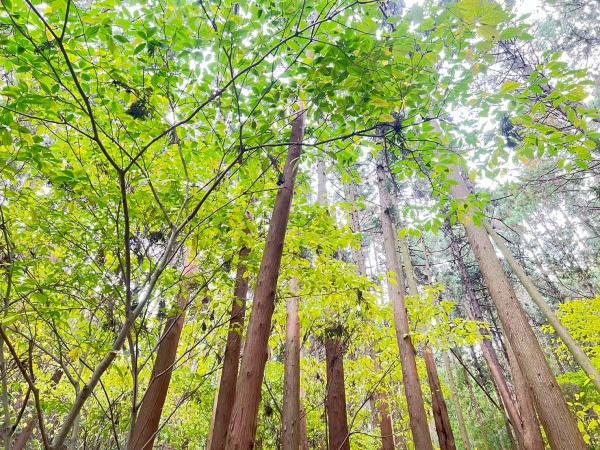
[208,246,251,450]
[424,347,456,450]
[225,109,305,449]
[375,153,433,450]
[128,280,191,450]
[444,222,544,450]
[282,278,301,450]
[318,157,351,450]
[504,338,544,450]
[325,334,350,450]
[300,389,309,450]
[448,165,587,449]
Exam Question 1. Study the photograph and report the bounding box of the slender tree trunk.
[300,389,309,450]
[325,335,350,450]
[442,353,471,450]
[128,283,191,450]
[444,222,544,450]
[225,109,305,449]
[208,246,251,450]
[318,158,350,450]
[375,153,433,450]
[486,223,600,392]
[448,166,587,449]
[399,238,456,450]
[424,347,456,450]
[346,180,394,450]
[282,278,301,450]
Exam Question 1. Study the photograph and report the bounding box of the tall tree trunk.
[486,223,600,392]
[208,246,251,450]
[282,278,301,450]
[448,165,587,449]
[399,238,455,450]
[503,338,544,450]
[300,389,309,450]
[424,347,456,450]
[318,157,350,450]
[444,222,544,450]
[375,153,434,450]
[128,276,192,450]
[346,180,394,450]
[225,109,305,449]
[325,334,350,450]
[442,353,472,450]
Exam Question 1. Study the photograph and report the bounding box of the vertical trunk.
[377,397,395,450]
[399,239,456,450]
[375,154,434,450]
[128,286,189,450]
[486,223,600,392]
[282,278,301,450]
[346,180,394,450]
[503,338,543,450]
[320,163,351,450]
[300,389,309,450]
[318,157,351,450]
[424,347,456,450]
[325,335,350,450]
[208,246,251,450]
[444,222,544,450]
[442,353,471,450]
[449,166,586,449]
[225,109,305,449]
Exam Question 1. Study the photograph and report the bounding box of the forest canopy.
[0,0,599,449]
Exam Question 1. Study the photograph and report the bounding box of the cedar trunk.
[325,336,350,450]
[128,290,188,450]
[445,222,544,450]
[318,157,352,450]
[375,154,433,450]
[208,246,251,450]
[449,166,587,449]
[225,109,305,449]
[282,278,301,450]
[424,346,456,450]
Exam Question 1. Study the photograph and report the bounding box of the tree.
[226,108,305,449]
[447,165,587,449]
[208,245,252,450]
[375,152,434,450]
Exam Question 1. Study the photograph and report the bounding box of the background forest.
[0,0,599,449]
